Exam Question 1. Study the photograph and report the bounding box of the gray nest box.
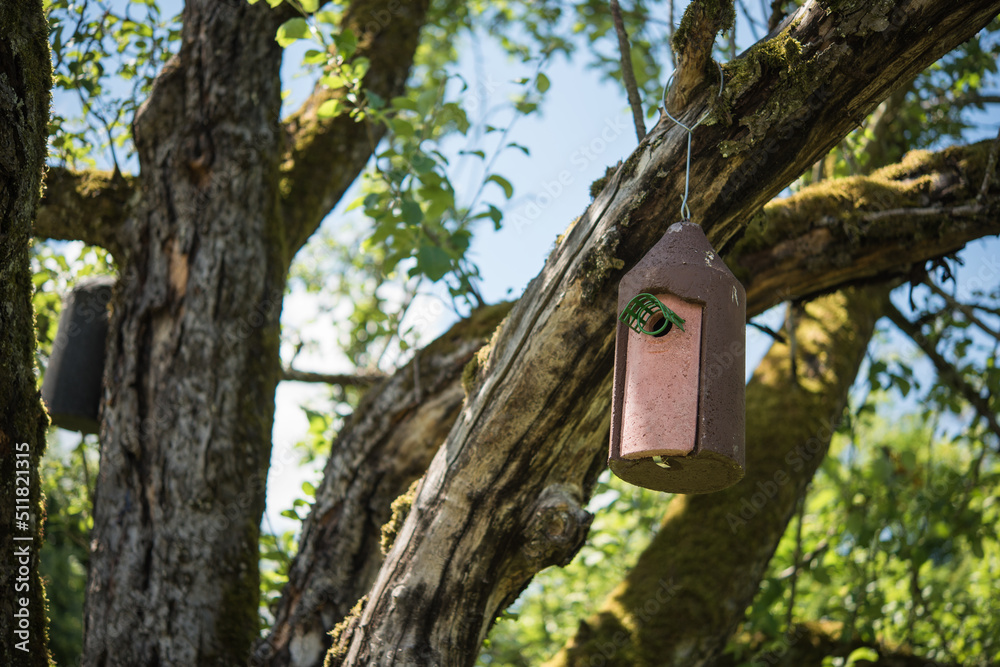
[41,276,115,434]
[609,221,746,494]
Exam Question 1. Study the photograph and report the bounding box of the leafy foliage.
[38,436,97,667]
[735,409,999,666]
[46,0,180,169]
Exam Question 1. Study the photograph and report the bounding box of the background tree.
[20,0,1000,666]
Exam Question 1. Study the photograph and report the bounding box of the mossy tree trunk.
[545,286,889,667]
[0,1,52,665]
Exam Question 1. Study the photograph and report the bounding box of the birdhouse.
[609,221,746,494]
[41,276,115,434]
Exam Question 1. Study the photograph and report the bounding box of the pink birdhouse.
[609,221,746,493]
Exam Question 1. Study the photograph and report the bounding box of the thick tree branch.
[667,0,733,112]
[332,3,1000,664]
[731,141,1000,316]
[885,303,1000,445]
[281,0,431,254]
[34,166,133,257]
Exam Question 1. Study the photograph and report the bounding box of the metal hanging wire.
[661,63,725,220]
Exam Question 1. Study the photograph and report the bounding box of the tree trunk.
[82,2,289,664]
[0,1,52,664]
[255,303,512,667]
[545,286,889,667]
[332,2,1000,664]
[79,0,434,662]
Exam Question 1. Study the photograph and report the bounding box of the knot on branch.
[521,484,593,568]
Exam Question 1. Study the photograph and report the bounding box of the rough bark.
[332,2,1000,664]
[668,0,735,111]
[254,302,512,667]
[545,286,889,667]
[0,0,52,664]
[81,2,290,664]
[735,140,1000,316]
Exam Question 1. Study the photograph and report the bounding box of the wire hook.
[661,62,725,220]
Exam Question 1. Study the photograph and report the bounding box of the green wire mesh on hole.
[618,293,686,336]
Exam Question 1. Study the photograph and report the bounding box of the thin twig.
[736,0,762,40]
[668,0,676,68]
[611,0,646,143]
[767,0,786,32]
[924,280,1000,341]
[886,303,1000,448]
[748,320,787,344]
[281,367,386,387]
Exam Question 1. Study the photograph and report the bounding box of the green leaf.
[536,72,550,92]
[401,198,423,226]
[410,153,436,174]
[335,28,357,59]
[486,174,514,199]
[449,229,472,255]
[315,10,339,25]
[317,99,343,118]
[845,647,880,666]
[391,96,419,111]
[300,0,319,11]
[276,17,310,47]
[507,142,530,156]
[302,481,316,497]
[391,118,415,138]
[320,73,347,88]
[487,204,503,230]
[413,244,452,282]
[303,49,326,64]
[351,57,370,79]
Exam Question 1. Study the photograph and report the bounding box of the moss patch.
[734,142,992,257]
[379,478,421,555]
[672,0,736,55]
[324,594,368,667]
[718,25,825,156]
